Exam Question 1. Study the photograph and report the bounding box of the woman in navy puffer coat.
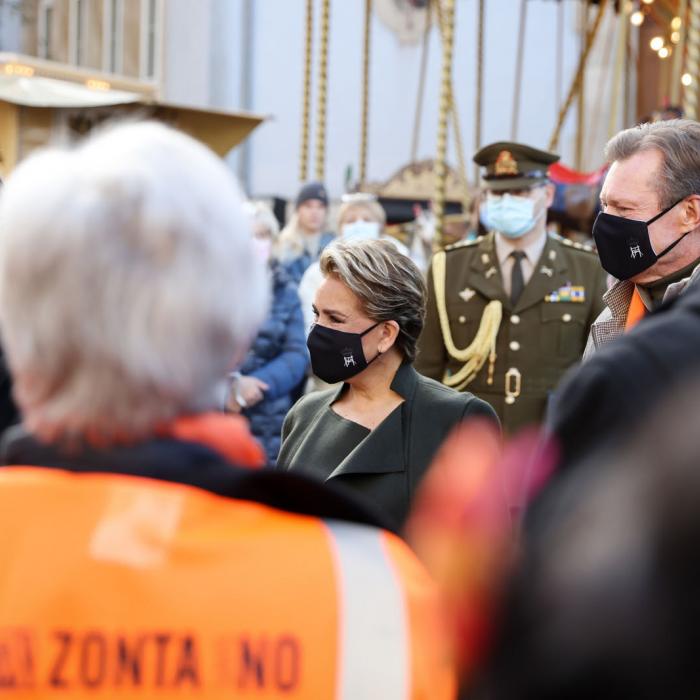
[238,262,308,464]
[226,202,309,465]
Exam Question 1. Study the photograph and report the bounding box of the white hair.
[243,200,280,238]
[0,121,269,442]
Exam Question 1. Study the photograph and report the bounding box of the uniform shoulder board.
[445,236,482,252]
[551,232,595,254]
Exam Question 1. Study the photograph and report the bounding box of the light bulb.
[682,73,693,87]
[630,11,644,26]
[650,36,664,51]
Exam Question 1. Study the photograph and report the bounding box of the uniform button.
[509,341,520,351]
[562,313,572,322]
[459,315,466,323]
[510,314,520,324]
[505,396,516,405]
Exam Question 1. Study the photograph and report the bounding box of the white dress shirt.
[494,232,548,297]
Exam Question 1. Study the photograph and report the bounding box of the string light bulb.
[671,16,682,30]
[658,46,670,58]
[650,36,664,51]
[682,72,693,86]
[671,31,681,43]
[630,10,644,26]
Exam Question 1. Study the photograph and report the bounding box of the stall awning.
[0,70,266,156]
[0,74,142,108]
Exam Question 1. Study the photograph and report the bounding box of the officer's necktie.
[510,250,527,306]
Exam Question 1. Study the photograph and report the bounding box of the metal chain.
[315,0,331,181]
[299,0,313,182]
[548,0,608,152]
[359,0,372,187]
[684,0,700,119]
[433,0,456,250]
[435,0,470,224]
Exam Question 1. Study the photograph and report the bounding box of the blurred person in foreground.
[277,238,499,531]
[0,122,456,698]
[479,381,700,699]
[225,201,308,465]
[544,264,700,476]
[586,119,700,355]
[274,180,334,284]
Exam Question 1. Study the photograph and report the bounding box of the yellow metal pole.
[433,0,456,251]
[300,0,313,182]
[474,0,485,183]
[315,0,331,181]
[359,0,372,188]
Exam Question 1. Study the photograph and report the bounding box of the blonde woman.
[298,193,407,333]
[275,181,334,283]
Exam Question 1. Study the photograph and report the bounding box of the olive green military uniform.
[415,141,608,434]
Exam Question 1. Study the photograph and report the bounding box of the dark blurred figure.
[480,381,700,699]
[545,267,700,475]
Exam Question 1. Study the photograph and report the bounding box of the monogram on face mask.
[592,197,691,280]
[306,321,382,384]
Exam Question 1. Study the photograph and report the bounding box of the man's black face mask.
[592,198,691,280]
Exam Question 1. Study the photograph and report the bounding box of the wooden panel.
[18,106,53,163]
[0,102,20,178]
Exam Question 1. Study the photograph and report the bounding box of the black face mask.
[307,322,382,384]
[592,198,692,280]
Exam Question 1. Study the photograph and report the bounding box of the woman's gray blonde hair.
[320,239,426,362]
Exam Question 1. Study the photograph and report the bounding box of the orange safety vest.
[0,466,455,698]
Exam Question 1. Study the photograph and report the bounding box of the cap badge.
[494,150,518,176]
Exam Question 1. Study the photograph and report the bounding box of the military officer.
[415,142,607,434]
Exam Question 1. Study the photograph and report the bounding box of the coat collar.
[325,363,417,479]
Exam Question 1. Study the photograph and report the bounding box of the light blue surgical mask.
[341,220,381,242]
[479,193,543,239]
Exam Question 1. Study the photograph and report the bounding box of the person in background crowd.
[277,238,498,531]
[416,141,607,434]
[586,119,700,356]
[0,122,456,698]
[225,201,308,465]
[275,180,334,284]
[298,192,406,338]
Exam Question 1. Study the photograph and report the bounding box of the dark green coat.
[415,232,607,434]
[276,363,498,531]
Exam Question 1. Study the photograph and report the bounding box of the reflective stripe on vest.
[324,521,409,700]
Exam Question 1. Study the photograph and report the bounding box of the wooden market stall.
[0,52,265,179]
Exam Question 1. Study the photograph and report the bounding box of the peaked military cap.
[473,141,560,192]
